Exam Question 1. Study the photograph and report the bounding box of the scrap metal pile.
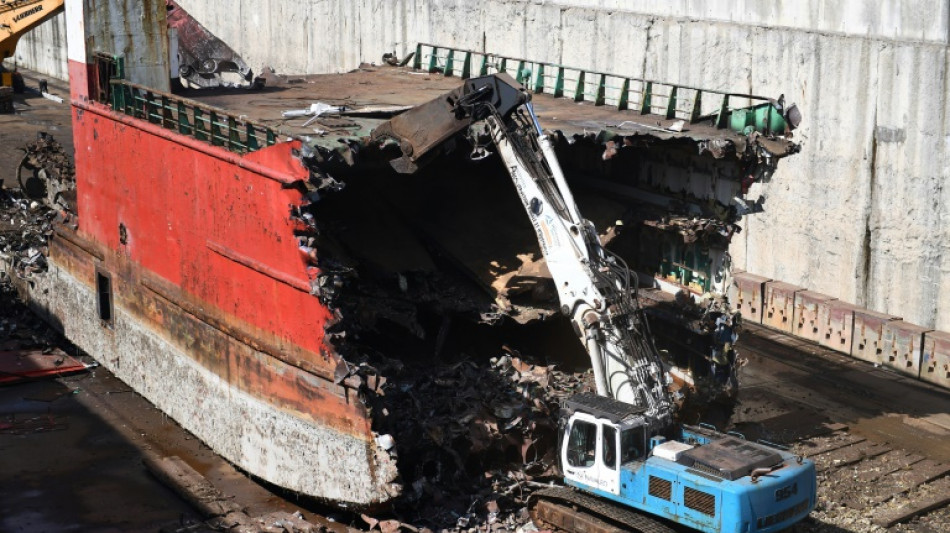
[357,348,595,530]
[0,132,74,280]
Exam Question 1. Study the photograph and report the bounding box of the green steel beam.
[444,49,455,76]
[617,78,629,110]
[666,87,678,119]
[410,44,786,135]
[534,64,545,94]
[640,81,652,115]
[574,71,585,102]
[461,52,471,78]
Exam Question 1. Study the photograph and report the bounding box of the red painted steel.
[921,331,950,389]
[880,321,931,378]
[0,350,88,383]
[68,60,92,101]
[817,299,860,355]
[67,62,336,377]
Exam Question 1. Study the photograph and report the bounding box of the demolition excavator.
[372,74,816,533]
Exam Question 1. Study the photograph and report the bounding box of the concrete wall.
[4,12,68,80]
[13,0,950,331]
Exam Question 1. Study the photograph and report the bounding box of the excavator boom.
[371,71,815,533]
[372,74,674,426]
[0,0,64,61]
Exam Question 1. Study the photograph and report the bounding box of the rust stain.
[49,232,371,437]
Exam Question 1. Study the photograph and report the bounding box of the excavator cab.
[562,411,650,497]
[559,393,655,497]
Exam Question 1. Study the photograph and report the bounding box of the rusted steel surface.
[49,227,363,433]
[166,0,257,88]
[529,487,675,533]
[852,309,902,364]
[38,234,399,505]
[881,321,931,378]
[367,80,474,173]
[792,290,836,343]
[531,499,623,533]
[189,67,799,161]
[728,272,770,324]
[68,100,336,369]
[816,299,861,355]
[0,349,87,383]
[762,281,802,333]
[83,0,170,91]
[921,330,950,389]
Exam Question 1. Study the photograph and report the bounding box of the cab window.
[603,425,617,470]
[621,427,646,464]
[567,420,597,467]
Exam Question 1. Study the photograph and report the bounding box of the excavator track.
[528,486,675,533]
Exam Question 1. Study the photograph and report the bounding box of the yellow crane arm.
[0,0,65,61]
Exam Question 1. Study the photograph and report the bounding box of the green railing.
[109,80,279,153]
[413,43,789,135]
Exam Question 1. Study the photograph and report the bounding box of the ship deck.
[176,66,796,157]
[150,65,798,327]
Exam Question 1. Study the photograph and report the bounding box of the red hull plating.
[51,58,397,506]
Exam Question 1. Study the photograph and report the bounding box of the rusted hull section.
[17,249,397,505]
[21,212,400,508]
[39,59,401,505]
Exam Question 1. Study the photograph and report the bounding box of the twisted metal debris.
[0,132,75,280]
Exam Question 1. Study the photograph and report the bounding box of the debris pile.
[0,194,55,278]
[0,132,90,388]
[360,349,595,530]
[16,131,76,210]
[0,132,75,279]
[0,269,90,386]
[0,276,65,352]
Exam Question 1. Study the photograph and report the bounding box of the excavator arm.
[372,74,674,426]
[0,0,64,61]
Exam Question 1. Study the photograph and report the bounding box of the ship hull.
[12,230,398,507]
[21,54,402,505]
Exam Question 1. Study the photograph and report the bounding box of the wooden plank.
[797,432,866,458]
[867,460,950,505]
[814,441,891,472]
[143,455,243,518]
[838,459,950,510]
[850,451,926,484]
[872,476,950,528]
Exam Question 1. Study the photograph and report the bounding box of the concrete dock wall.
[12,0,950,331]
[5,12,68,80]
